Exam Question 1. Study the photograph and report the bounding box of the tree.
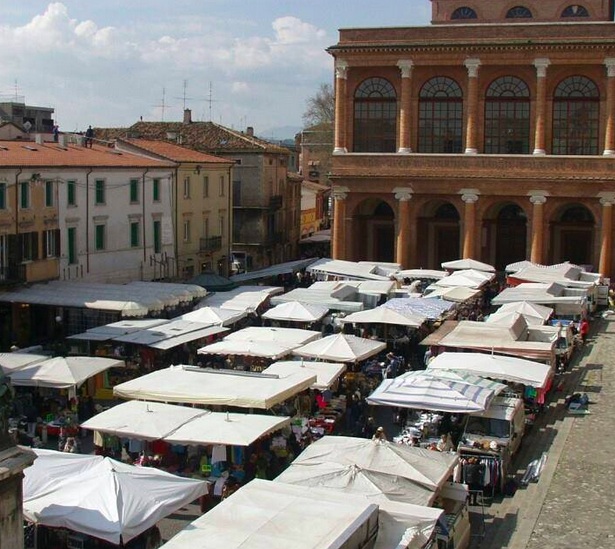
[303,83,334,127]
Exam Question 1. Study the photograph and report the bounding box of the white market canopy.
[491,283,587,315]
[262,301,329,323]
[160,478,380,549]
[494,300,554,322]
[486,311,546,327]
[307,258,391,280]
[293,333,386,363]
[441,259,496,272]
[366,370,500,413]
[23,449,208,545]
[180,306,247,326]
[224,326,321,345]
[424,286,482,303]
[112,319,227,346]
[269,283,365,313]
[427,351,553,389]
[341,306,426,328]
[382,297,455,321]
[0,352,48,374]
[263,361,346,391]
[80,400,209,441]
[229,258,319,283]
[8,356,124,389]
[396,269,449,280]
[197,340,297,359]
[164,412,291,447]
[113,365,316,409]
[429,269,493,290]
[68,319,170,342]
[197,286,283,313]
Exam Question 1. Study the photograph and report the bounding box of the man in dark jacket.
[465,457,485,505]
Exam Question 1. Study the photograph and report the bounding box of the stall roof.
[113,365,316,409]
[495,301,554,321]
[341,306,426,328]
[307,258,391,281]
[197,286,283,312]
[262,301,329,323]
[429,269,493,289]
[293,333,386,363]
[148,325,228,350]
[8,356,125,389]
[223,326,321,345]
[197,340,298,359]
[491,283,587,309]
[112,319,224,346]
[382,297,455,320]
[179,306,247,326]
[424,286,482,303]
[0,352,48,374]
[159,479,379,549]
[396,269,449,280]
[68,319,170,342]
[263,361,346,391]
[270,287,365,313]
[486,311,545,327]
[229,258,319,283]
[441,259,495,272]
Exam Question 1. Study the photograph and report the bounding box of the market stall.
[293,333,386,363]
[263,361,346,392]
[262,301,329,323]
[0,352,48,374]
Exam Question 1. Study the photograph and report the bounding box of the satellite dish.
[23,121,32,132]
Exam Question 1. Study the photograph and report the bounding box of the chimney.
[35,133,44,145]
[246,126,254,137]
[183,109,192,124]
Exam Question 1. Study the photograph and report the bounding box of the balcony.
[269,195,283,210]
[200,236,222,253]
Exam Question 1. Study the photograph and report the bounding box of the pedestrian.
[63,437,79,453]
[85,125,94,148]
[372,426,387,442]
[579,318,589,344]
[465,457,485,505]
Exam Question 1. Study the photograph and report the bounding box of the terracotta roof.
[99,121,289,155]
[117,138,233,164]
[0,141,176,168]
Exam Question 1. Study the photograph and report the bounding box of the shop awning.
[263,361,346,391]
[113,365,316,409]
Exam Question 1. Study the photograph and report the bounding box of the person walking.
[85,125,94,148]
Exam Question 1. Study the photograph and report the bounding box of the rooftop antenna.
[207,81,223,121]
[174,79,207,112]
[153,87,170,121]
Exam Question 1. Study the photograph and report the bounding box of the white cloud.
[272,16,326,44]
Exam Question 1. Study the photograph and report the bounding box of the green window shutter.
[95,225,105,250]
[153,179,160,201]
[153,220,161,253]
[0,183,5,209]
[130,179,139,203]
[45,181,53,207]
[67,181,76,206]
[68,227,76,264]
[130,222,140,247]
[20,182,29,209]
[95,180,105,204]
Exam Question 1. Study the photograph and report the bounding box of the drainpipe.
[174,167,179,278]
[14,168,22,238]
[86,168,92,273]
[142,169,149,264]
[227,165,232,276]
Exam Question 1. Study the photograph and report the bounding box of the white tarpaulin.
[160,479,379,549]
[486,311,546,327]
[68,319,170,342]
[197,286,283,313]
[382,297,455,321]
[8,356,124,389]
[262,301,329,323]
[427,351,553,389]
[24,449,208,545]
[80,400,209,441]
[164,412,291,447]
[263,361,346,391]
[367,370,498,413]
[147,326,229,350]
[223,326,321,345]
[495,301,554,321]
[424,286,482,303]
[441,259,495,272]
[111,319,220,346]
[0,352,48,374]
[293,333,386,363]
[113,365,316,409]
[197,340,298,359]
[180,306,247,326]
[341,306,425,328]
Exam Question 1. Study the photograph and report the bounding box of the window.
[418,77,463,153]
[183,219,191,242]
[562,5,589,17]
[183,176,191,198]
[19,232,38,261]
[67,227,77,264]
[219,175,225,196]
[451,7,477,19]
[506,6,533,18]
[95,224,106,251]
[152,178,160,202]
[153,220,162,253]
[552,76,599,155]
[219,214,225,236]
[353,77,397,152]
[45,181,54,207]
[202,176,209,198]
[484,76,531,154]
[203,217,209,238]
[130,221,140,247]
[67,180,76,206]
[95,180,105,205]
[0,182,5,209]
[129,178,139,203]
[44,229,60,258]
[20,182,30,209]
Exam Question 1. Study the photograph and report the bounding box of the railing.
[200,235,222,252]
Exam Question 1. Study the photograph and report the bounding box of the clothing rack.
[457,453,503,497]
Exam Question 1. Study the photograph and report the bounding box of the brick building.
[327,0,615,276]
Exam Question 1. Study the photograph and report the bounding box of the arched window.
[561,5,589,17]
[552,76,599,155]
[418,77,463,153]
[434,203,460,220]
[353,77,397,153]
[484,76,530,154]
[560,205,594,223]
[506,6,533,18]
[451,7,477,20]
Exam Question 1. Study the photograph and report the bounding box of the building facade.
[327,0,615,276]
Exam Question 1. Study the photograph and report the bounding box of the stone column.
[604,59,615,155]
[529,194,547,264]
[394,187,413,267]
[461,192,479,258]
[333,60,348,154]
[464,59,481,154]
[331,186,349,259]
[533,58,550,155]
[599,196,615,276]
[397,60,414,154]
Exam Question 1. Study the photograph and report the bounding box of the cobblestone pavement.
[469,315,615,549]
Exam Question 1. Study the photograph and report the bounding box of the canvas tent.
[382,297,455,321]
[441,259,495,272]
[0,352,48,374]
[293,333,386,363]
[263,361,346,391]
[23,449,208,545]
[180,306,247,326]
[341,307,426,328]
[113,365,316,409]
[262,301,329,323]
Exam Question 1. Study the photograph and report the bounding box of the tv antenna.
[174,79,208,111]
[206,82,223,121]
[153,87,172,121]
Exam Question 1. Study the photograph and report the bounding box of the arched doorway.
[417,201,460,268]
[483,203,528,270]
[551,204,595,267]
[351,199,395,262]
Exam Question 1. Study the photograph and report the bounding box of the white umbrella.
[262,301,329,323]
[441,259,495,272]
[180,306,247,326]
[8,356,124,389]
[293,333,386,363]
[341,307,425,328]
[496,300,553,321]
[426,351,553,388]
[23,449,208,545]
[367,370,497,412]
[0,352,48,374]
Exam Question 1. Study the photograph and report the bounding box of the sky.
[0,1,431,139]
